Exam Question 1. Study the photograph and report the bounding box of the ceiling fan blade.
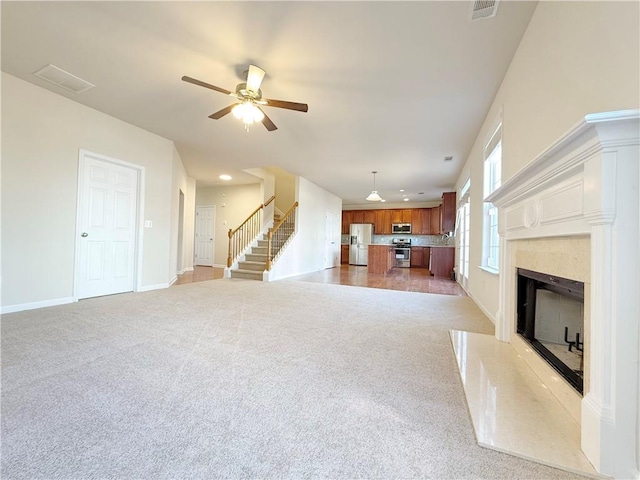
[264,98,309,112]
[182,76,232,95]
[259,108,278,131]
[208,104,236,120]
[246,65,266,93]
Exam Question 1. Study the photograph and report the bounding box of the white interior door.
[75,152,139,299]
[325,211,339,269]
[195,205,215,266]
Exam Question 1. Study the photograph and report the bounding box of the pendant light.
[366,171,382,202]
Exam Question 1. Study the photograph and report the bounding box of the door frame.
[73,149,145,301]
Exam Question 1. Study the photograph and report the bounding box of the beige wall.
[267,166,296,212]
[195,183,261,266]
[456,1,640,321]
[1,72,194,309]
[170,145,196,281]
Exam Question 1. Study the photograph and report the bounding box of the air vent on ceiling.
[444,156,453,162]
[471,0,499,21]
[33,64,95,94]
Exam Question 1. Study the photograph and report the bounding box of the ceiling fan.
[182,65,308,131]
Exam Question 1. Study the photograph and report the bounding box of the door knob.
[81,232,88,237]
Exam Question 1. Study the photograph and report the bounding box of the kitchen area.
[341,192,456,279]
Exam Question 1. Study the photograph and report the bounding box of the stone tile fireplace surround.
[486,110,639,479]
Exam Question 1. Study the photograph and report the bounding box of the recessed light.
[403,198,409,202]
[219,174,232,181]
[399,189,405,192]
[381,199,386,203]
[402,194,407,197]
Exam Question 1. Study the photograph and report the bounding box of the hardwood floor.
[174,266,224,285]
[291,265,466,296]
[173,265,465,296]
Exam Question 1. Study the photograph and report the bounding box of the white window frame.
[482,122,502,273]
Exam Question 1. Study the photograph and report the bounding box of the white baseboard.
[1,296,75,314]
[169,276,178,286]
[183,266,194,272]
[137,283,169,292]
[213,263,226,268]
[461,284,497,324]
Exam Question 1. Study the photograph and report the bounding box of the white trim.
[487,109,640,478]
[1,297,75,314]
[478,265,499,276]
[169,276,178,287]
[212,263,226,268]
[74,149,145,300]
[461,285,497,325]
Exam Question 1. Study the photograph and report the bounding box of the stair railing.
[227,195,275,268]
[266,201,298,271]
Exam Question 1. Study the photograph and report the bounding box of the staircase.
[228,204,297,281]
[230,235,269,280]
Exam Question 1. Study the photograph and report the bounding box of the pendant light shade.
[366,171,383,202]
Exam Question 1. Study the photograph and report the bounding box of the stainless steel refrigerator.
[349,223,373,266]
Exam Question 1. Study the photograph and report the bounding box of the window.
[457,178,471,289]
[483,124,501,272]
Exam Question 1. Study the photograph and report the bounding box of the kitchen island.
[367,244,395,274]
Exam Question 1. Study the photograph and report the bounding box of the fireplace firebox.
[516,268,585,394]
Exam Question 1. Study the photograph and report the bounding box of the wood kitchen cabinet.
[402,209,412,223]
[368,245,394,274]
[430,247,455,278]
[410,246,431,268]
[390,209,404,223]
[362,210,376,225]
[421,208,432,234]
[374,209,392,234]
[411,208,433,235]
[441,192,456,233]
[341,211,353,234]
[341,244,349,264]
[351,210,364,224]
[411,209,422,234]
[430,206,442,234]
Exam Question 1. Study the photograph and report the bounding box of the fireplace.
[485,110,639,477]
[516,268,584,394]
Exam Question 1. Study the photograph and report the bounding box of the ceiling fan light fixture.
[232,101,263,125]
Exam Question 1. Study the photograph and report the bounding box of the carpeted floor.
[1,278,586,479]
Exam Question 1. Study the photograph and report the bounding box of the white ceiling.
[1,1,537,205]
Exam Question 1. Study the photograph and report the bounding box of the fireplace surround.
[486,110,639,478]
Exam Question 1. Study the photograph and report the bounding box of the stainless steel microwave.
[392,223,411,234]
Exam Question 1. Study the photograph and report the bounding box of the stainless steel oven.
[392,238,411,268]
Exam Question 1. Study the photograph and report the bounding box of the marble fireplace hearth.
[482,110,639,479]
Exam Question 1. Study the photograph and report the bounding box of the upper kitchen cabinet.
[362,210,376,225]
[430,205,441,234]
[351,210,365,224]
[341,211,353,234]
[390,210,403,224]
[411,209,422,234]
[441,192,456,233]
[374,209,392,234]
[411,208,432,235]
[421,208,433,234]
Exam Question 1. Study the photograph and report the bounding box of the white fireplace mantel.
[486,109,639,479]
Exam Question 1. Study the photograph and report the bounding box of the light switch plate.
[144,220,152,228]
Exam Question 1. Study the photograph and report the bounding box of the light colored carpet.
[1,279,586,479]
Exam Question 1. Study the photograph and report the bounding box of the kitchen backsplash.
[341,234,455,246]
